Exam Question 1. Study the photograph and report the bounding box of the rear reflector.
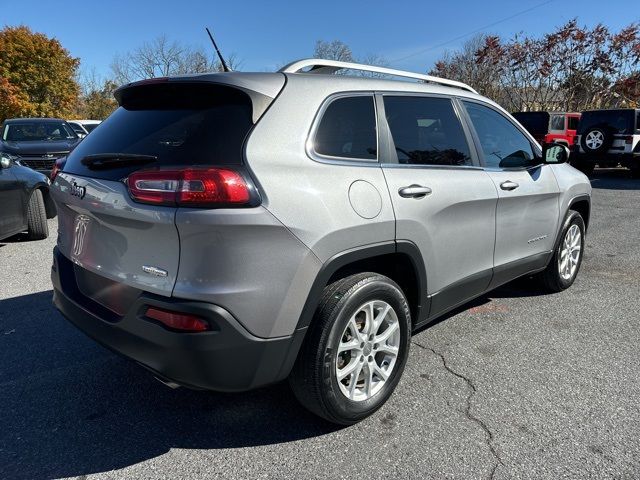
[51,158,66,181]
[126,168,251,207]
[145,307,209,332]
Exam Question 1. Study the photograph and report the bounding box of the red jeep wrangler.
[512,111,581,147]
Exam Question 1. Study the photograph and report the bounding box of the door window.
[384,96,472,166]
[463,101,537,169]
[550,115,565,131]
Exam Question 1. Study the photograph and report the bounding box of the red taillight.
[624,136,633,145]
[126,168,252,207]
[50,158,65,181]
[144,307,209,332]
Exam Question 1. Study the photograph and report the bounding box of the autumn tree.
[430,34,503,102]
[0,25,80,121]
[430,20,640,111]
[79,80,118,120]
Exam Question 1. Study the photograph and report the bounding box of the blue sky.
[2,0,638,79]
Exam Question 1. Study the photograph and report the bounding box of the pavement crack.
[413,340,504,480]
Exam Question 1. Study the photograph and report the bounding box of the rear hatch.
[51,79,278,311]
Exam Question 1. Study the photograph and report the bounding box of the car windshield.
[2,121,77,142]
[83,123,99,133]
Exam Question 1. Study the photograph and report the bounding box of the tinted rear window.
[578,110,635,135]
[63,83,254,181]
[512,112,549,136]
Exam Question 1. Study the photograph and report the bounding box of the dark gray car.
[49,59,591,424]
[0,118,80,177]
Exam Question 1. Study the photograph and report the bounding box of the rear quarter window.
[568,116,580,130]
[312,95,377,161]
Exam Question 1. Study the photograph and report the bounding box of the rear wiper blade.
[81,153,158,170]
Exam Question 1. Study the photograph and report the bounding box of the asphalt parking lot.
[1,168,639,480]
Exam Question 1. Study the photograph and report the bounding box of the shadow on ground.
[0,291,339,480]
[588,167,640,190]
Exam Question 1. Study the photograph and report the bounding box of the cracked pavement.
[1,168,640,479]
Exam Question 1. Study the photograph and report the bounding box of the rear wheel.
[289,273,411,425]
[26,189,48,240]
[539,211,585,292]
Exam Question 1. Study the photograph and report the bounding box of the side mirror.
[0,155,12,169]
[542,143,570,164]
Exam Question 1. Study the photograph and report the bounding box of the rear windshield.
[63,83,254,181]
[512,112,549,136]
[578,110,636,135]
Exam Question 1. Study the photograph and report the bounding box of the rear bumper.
[51,248,305,392]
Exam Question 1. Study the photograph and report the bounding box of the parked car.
[512,111,581,147]
[0,152,56,241]
[50,59,591,425]
[67,122,89,138]
[572,108,640,176]
[0,118,81,177]
[67,120,102,138]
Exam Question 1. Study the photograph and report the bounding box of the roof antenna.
[205,27,231,72]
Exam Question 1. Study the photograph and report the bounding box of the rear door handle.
[398,185,432,198]
[500,180,519,191]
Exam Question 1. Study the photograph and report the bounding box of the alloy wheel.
[558,224,582,281]
[585,130,604,150]
[335,300,400,401]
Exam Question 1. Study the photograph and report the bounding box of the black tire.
[539,211,585,292]
[580,126,613,155]
[289,272,411,425]
[26,189,49,240]
[630,164,640,179]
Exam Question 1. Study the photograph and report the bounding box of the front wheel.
[539,211,585,292]
[289,273,411,425]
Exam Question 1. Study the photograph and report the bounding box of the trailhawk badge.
[142,265,168,277]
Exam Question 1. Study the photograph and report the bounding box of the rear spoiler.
[114,73,286,123]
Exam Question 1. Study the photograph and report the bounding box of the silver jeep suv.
[50,59,591,424]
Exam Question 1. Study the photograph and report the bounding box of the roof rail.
[278,58,478,94]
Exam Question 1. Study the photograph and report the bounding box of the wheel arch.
[30,183,57,219]
[568,195,590,232]
[295,241,428,332]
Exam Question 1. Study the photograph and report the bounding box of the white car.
[67,120,102,138]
